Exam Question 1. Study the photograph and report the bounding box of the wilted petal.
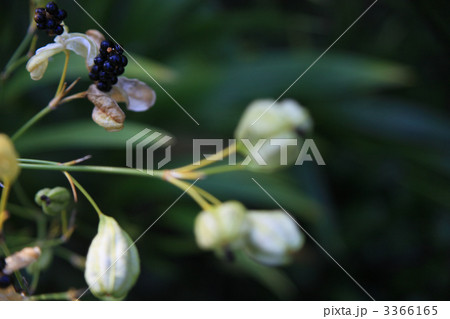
[87,84,125,131]
[55,32,98,68]
[111,77,156,112]
[85,29,105,50]
[26,43,64,80]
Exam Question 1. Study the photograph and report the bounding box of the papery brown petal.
[3,247,41,274]
[87,84,125,131]
[112,77,156,112]
[85,29,106,50]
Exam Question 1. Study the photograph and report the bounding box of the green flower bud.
[0,134,20,183]
[244,211,304,265]
[85,214,140,301]
[194,201,248,251]
[234,99,313,171]
[34,187,71,216]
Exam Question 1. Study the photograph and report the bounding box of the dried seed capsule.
[2,247,41,275]
[87,84,125,131]
[84,214,140,301]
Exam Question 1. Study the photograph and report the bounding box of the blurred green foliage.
[0,0,449,300]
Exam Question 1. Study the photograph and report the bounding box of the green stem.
[28,290,81,301]
[69,176,103,218]
[1,27,36,79]
[198,164,246,176]
[18,161,164,178]
[11,105,52,141]
[56,50,70,96]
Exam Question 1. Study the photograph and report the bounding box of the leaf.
[15,120,173,154]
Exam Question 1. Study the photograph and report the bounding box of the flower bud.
[234,99,313,171]
[0,134,20,183]
[194,201,248,250]
[85,214,140,301]
[244,211,304,265]
[34,187,71,216]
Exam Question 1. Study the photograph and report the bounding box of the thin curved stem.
[11,105,52,141]
[0,179,11,233]
[166,177,211,211]
[176,143,237,173]
[198,164,246,176]
[1,27,36,80]
[68,175,103,218]
[56,50,70,96]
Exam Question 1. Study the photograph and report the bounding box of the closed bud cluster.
[244,211,304,265]
[85,215,140,300]
[89,40,128,92]
[34,2,67,36]
[194,201,304,266]
[235,99,313,171]
[194,201,248,250]
[34,186,71,215]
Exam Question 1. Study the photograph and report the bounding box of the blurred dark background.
[1,0,449,300]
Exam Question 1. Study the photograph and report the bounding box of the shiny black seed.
[46,19,57,29]
[35,8,46,15]
[90,65,100,74]
[98,71,109,81]
[55,9,67,21]
[89,72,99,81]
[108,54,121,65]
[116,66,125,75]
[97,81,111,92]
[111,76,118,85]
[114,44,123,54]
[0,275,12,288]
[46,2,58,15]
[36,22,46,30]
[121,55,128,66]
[94,56,104,65]
[54,25,64,35]
[100,40,112,50]
[103,61,114,72]
[34,13,46,23]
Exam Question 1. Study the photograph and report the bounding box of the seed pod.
[0,134,20,183]
[243,211,304,265]
[2,247,41,275]
[34,187,71,216]
[85,214,140,301]
[194,201,248,250]
[87,84,125,131]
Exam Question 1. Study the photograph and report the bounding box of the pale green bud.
[34,187,71,216]
[85,215,140,301]
[244,211,304,266]
[234,99,313,171]
[194,201,248,250]
[0,134,20,183]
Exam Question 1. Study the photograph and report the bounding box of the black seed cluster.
[89,40,128,92]
[34,2,67,36]
[0,275,12,288]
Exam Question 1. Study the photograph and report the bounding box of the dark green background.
[1,0,449,300]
